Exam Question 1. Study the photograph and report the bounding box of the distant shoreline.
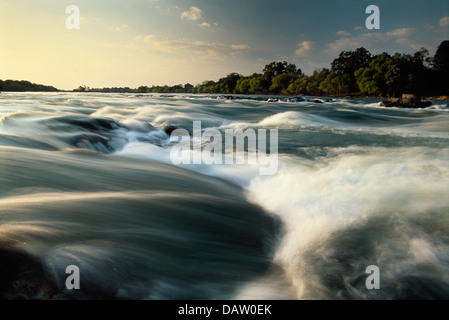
[2,90,448,102]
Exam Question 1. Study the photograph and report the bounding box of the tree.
[288,76,309,94]
[319,73,351,95]
[218,73,242,93]
[235,78,251,94]
[433,40,449,94]
[355,52,396,96]
[331,47,372,92]
[270,74,294,94]
[249,76,264,94]
[184,83,194,93]
[306,69,331,95]
[433,40,449,72]
[262,61,302,92]
[198,80,217,93]
[136,86,149,93]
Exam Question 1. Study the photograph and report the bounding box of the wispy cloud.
[134,34,158,43]
[385,28,415,45]
[114,24,131,32]
[180,6,203,21]
[336,30,350,37]
[325,28,426,55]
[199,22,211,28]
[132,34,230,62]
[295,41,313,56]
[440,17,449,27]
[231,44,250,50]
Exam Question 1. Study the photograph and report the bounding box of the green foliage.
[270,74,293,94]
[306,69,331,95]
[249,76,264,94]
[319,73,351,95]
[287,77,306,94]
[218,73,243,93]
[353,50,434,97]
[355,52,392,96]
[235,78,251,94]
[331,47,372,92]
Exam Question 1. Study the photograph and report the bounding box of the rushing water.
[1,92,449,300]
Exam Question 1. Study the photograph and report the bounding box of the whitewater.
[1,92,449,299]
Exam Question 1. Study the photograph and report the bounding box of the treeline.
[194,40,448,97]
[74,85,135,93]
[0,80,58,92]
[113,40,447,97]
[73,40,448,97]
[74,84,197,94]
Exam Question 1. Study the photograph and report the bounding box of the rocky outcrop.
[381,94,432,108]
[163,124,178,135]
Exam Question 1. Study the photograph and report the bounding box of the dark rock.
[419,101,432,108]
[73,134,124,153]
[163,125,178,135]
[0,244,57,299]
[0,244,121,300]
[44,115,120,132]
[402,94,420,105]
[313,99,323,104]
[381,99,401,108]
[380,94,432,109]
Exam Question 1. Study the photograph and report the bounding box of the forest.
[125,40,449,97]
[2,41,447,98]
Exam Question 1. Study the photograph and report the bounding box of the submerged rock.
[163,124,178,135]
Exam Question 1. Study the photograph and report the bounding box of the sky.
[0,0,448,90]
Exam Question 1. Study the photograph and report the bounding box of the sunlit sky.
[1,0,448,90]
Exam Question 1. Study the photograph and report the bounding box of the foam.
[244,146,449,298]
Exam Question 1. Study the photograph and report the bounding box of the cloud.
[326,28,422,55]
[336,30,350,37]
[295,41,313,56]
[115,24,130,32]
[132,34,230,61]
[385,28,414,45]
[135,34,157,43]
[231,44,250,50]
[199,22,211,28]
[180,6,203,21]
[386,28,413,38]
[440,17,449,27]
